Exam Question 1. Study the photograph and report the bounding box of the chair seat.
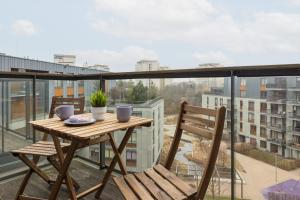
[11,141,70,156]
[113,164,196,200]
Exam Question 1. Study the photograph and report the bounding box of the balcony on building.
[266,78,287,90]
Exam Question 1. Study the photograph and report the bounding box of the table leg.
[95,127,135,199]
[108,132,128,175]
[49,137,79,200]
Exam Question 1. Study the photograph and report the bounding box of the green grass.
[205,196,244,200]
[235,143,300,171]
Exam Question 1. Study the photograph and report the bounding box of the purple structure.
[262,179,300,200]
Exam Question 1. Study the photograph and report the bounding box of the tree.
[148,83,158,99]
[128,81,148,103]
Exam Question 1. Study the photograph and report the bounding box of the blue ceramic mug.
[55,105,74,120]
[116,105,133,122]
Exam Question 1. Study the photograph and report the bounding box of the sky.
[0,0,300,72]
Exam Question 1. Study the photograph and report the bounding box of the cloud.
[288,0,300,5]
[91,0,300,54]
[74,46,158,71]
[193,51,232,65]
[11,19,37,36]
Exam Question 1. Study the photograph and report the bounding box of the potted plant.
[90,90,107,120]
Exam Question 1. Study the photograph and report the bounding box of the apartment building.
[0,54,106,138]
[202,77,300,159]
[135,60,171,89]
[89,98,164,172]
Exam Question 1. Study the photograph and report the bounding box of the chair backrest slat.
[180,123,213,139]
[48,96,85,118]
[182,114,215,128]
[184,104,217,117]
[164,101,226,199]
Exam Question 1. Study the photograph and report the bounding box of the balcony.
[266,97,286,104]
[267,137,285,145]
[267,109,286,118]
[260,120,267,126]
[267,123,286,132]
[266,83,286,90]
[287,99,300,105]
[1,64,300,200]
[287,126,300,136]
[0,159,122,200]
[288,112,300,120]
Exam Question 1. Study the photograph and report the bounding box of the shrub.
[235,143,300,171]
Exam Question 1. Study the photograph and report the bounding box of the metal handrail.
[1,63,300,200]
[0,63,299,80]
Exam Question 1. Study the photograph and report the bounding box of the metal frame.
[1,64,300,200]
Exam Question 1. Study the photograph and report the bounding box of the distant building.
[54,54,76,65]
[135,60,172,89]
[89,98,164,172]
[0,54,106,139]
[197,63,224,93]
[203,76,300,159]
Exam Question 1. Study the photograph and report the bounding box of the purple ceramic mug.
[116,105,133,122]
[55,105,74,120]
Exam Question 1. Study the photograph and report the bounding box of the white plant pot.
[91,106,107,121]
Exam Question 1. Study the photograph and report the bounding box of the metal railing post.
[32,76,36,143]
[1,80,4,152]
[99,76,106,169]
[230,70,236,200]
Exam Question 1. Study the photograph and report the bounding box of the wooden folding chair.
[112,101,226,200]
[11,97,85,199]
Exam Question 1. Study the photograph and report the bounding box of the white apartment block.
[135,60,171,90]
[90,98,164,172]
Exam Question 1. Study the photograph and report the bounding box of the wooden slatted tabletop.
[30,113,152,141]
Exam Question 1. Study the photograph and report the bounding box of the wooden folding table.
[28,113,152,200]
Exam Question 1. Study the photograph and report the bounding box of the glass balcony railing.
[267,109,287,118]
[1,66,300,200]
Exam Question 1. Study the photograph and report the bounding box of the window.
[240,112,243,121]
[215,98,218,106]
[240,100,243,109]
[250,125,257,136]
[248,113,255,123]
[220,98,223,106]
[126,150,137,167]
[129,132,137,144]
[240,122,243,132]
[260,141,267,148]
[260,127,267,138]
[260,115,267,126]
[260,91,267,99]
[250,138,257,145]
[260,103,267,113]
[248,101,255,111]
